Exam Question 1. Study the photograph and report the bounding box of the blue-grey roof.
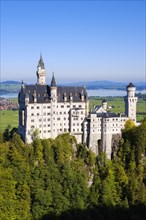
[20,84,88,103]
[91,112,118,118]
[127,82,135,88]
[38,54,45,69]
[51,75,56,87]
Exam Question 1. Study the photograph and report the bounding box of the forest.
[0,119,146,220]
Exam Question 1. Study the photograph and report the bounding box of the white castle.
[18,55,138,158]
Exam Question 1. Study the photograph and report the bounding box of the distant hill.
[0,81,21,85]
[62,80,145,91]
[0,80,145,94]
[0,81,21,94]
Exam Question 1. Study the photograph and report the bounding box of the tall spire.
[38,53,45,69]
[51,72,56,87]
[36,53,46,85]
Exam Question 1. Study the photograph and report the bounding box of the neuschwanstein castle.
[18,55,138,158]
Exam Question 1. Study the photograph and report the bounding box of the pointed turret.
[124,82,138,122]
[50,73,57,102]
[36,54,46,85]
[21,80,25,89]
[51,73,56,87]
[38,53,45,69]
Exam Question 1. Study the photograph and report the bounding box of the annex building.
[18,55,138,158]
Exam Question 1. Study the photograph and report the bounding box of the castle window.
[47,106,50,108]
[48,130,50,132]
[48,124,50,127]
[43,112,46,115]
[64,118,66,120]
[31,106,34,109]
[73,129,75,132]
[31,113,34,116]
[67,105,70,108]
[31,125,34,128]
[37,106,40,109]
[43,119,46,122]
[79,105,82,107]
[44,130,46,133]
[57,118,60,120]
[31,119,34,122]
[44,125,46,127]
[61,105,64,108]
[64,112,66,114]
[40,130,41,133]
[48,119,50,121]
[43,106,46,109]
[73,105,76,108]
[39,119,41,122]
[37,113,39,116]
[47,113,50,115]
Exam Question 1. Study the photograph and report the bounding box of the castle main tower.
[125,82,138,122]
[36,54,46,85]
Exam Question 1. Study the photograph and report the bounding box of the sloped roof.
[20,84,88,103]
[51,75,56,87]
[127,82,135,88]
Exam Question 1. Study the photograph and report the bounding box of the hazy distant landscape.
[0,80,145,95]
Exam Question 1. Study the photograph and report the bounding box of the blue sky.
[1,0,145,83]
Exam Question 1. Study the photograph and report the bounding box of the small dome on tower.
[127,82,135,88]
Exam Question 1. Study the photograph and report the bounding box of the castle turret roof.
[127,82,135,88]
[51,73,56,87]
[38,54,45,69]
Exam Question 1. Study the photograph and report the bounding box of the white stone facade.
[18,56,138,159]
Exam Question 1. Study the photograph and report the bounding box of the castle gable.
[95,106,107,113]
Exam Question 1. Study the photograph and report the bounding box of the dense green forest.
[0,119,146,220]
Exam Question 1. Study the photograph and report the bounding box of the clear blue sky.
[1,0,145,83]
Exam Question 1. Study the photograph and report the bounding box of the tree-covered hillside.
[0,119,146,220]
